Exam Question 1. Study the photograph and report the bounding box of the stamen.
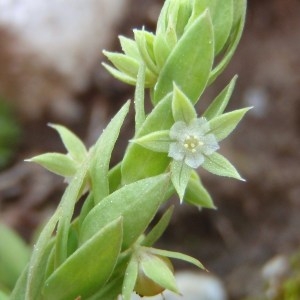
[183,134,203,152]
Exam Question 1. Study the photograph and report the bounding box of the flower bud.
[134,253,174,297]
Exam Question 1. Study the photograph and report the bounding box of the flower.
[168,118,219,168]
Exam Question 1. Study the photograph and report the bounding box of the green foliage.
[43,218,123,300]
[3,0,249,299]
[0,224,30,292]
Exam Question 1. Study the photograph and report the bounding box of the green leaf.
[208,0,246,84]
[0,290,8,300]
[209,107,251,141]
[26,153,77,177]
[171,160,192,202]
[202,152,244,180]
[153,34,171,69]
[148,247,205,270]
[0,224,30,290]
[43,218,123,300]
[103,51,140,79]
[155,0,171,36]
[134,29,158,75]
[9,265,29,300]
[24,238,55,300]
[86,276,123,300]
[80,174,170,250]
[210,0,234,54]
[54,159,90,269]
[184,171,215,209]
[187,0,234,54]
[172,83,197,123]
[121,94,174,184]
[132,130,171,153]
[134,63,146,132]
[138,93,173,136]
[44,243,56,280]
[108,162,122,193]
[154,10,214,104]
[141,254,178,294]
[102,63,137,86]
[203,76,237,120]
[77,192,95,227]
[142,206,174,247]
[122,258,138,300]
[48,124,87,162]
[175,0,193,38]
[119,36,140,59]
[90,101,130,203]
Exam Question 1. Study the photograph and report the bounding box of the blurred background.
[0,0,300,299]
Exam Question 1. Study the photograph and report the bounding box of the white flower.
[168,118,219,168]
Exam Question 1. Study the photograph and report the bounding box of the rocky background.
[0,0,300,299]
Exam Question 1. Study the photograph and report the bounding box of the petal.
[184,152,205,169]
[168,142,185,161]
[190,117,210,134]
[201,134,219,155]
[169,121,189,141]
[188,118,210,137]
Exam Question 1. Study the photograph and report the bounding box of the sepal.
[202,152,244,180]
[208,107,251,141]
[172,83,197,123]
[171,160,192,202]
[131,130,171,153]
[26,153,77,177]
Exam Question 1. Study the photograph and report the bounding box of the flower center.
[183,135,203,153]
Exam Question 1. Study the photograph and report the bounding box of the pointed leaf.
[48,124,87,162]
[142,206,174,247]
[210,0,234,54]
[43,218,123,300]
[54,159,90,268]
[122,258,138,300]
[103,51,140,79]
[24,238,56,299]
[134,63,146,132]
[171,160,192,202]
[155,0,171,36]
[203,76,237,120]
[208,0,246,84]
[134,29,158,75]
[102,63,137,86]
[90,101,130,203]
[108,162,122,193]
[141,255,178,294]
[80,174,170,250]
[154,10,214,104]
[153,34,171,69]
[148,248,205,270]
[132,130,171,153]
[184,171,215,209]
[209,107,251,141]
[121,94,173,184]
[119,36,140,59]
[26,153,77,177]
[202,152,244,180]
[172,83,197,123]
[76,194,94,230]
